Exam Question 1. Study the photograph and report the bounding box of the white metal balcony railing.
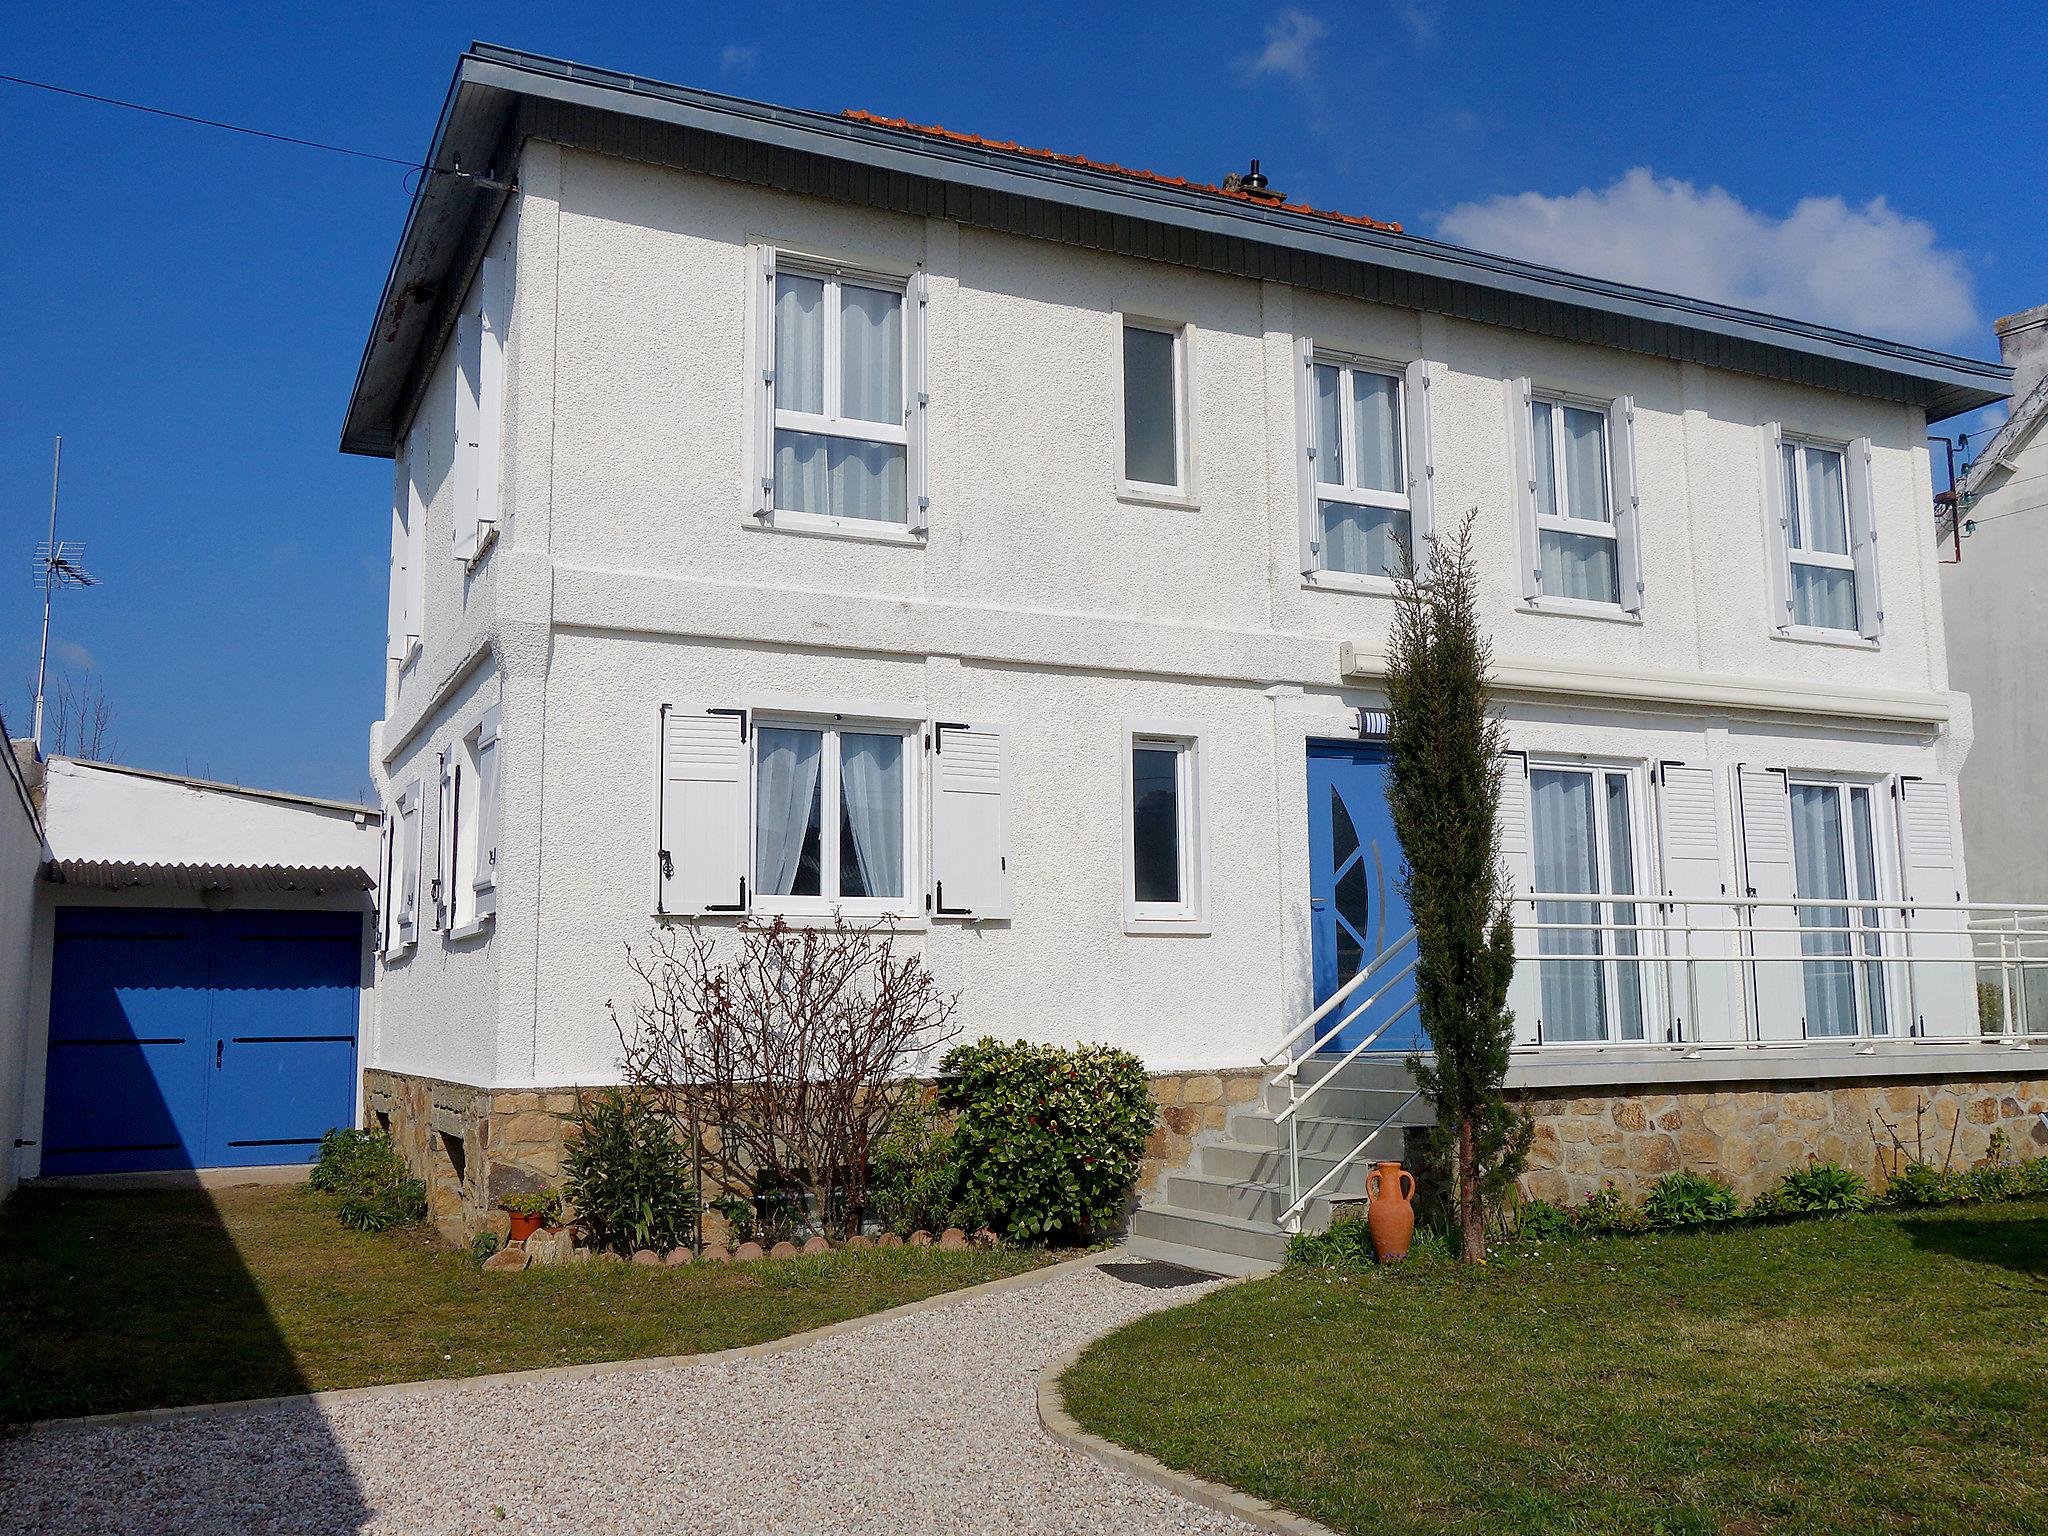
[1259,897,2048,1232]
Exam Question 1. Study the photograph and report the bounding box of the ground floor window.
[1788,779,1889,1037]
[1532,763,1644,1042]
[754,722,911,913]
[1125,728,1205,928]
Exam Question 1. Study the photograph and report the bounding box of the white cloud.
[719,44,759,74]
[53,640,96,672]
[1244,7,1326,81]
[1434,168,1978,346]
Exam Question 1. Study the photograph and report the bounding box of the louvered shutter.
[1761,424,1795,631]
[1608,395,1645,613]
[387,449,411,663]
[377,811,396,954]
[1735,766,1802,1040]
[1296,337,1319,576]
[753,246,778,518]
[1497,751,1541,1044]
[658,707,750,915]
[1655,763,1736,1042]
[1404,357,1436,580]
[435,753,459,931]
[398,778,423,948]
[472,706,501,920]
[1898,777,1972,1036]
[930,722,1010,920]
[907,268,930,535]
[475,253,505,547]
[1510,378,1541,600]
[1846,436,1884,639]
[451,310,482,561]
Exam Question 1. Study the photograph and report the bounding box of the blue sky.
[4,2,2043,801]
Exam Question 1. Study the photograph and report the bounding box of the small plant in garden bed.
[1511,1198,1576,1242]
[1286,1217,1455,1269]
[1750,1161,1869,1217]
[1642,1170,1741,1229]
[311,1127,427,1233]
[1573,1182,1650,1236]
[563,1089,700,1257]
[497,1191,562,1220]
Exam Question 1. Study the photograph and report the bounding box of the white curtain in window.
[839,732,904,898]
[831,440,906,522]
[1793,565,1857,630]
[774,275,825,414]
[1562,406,1610,522]
[755,728,823,897]
[1803,449,1849,553]
[1850,788,1888,1035]
[1351,372,1403,494]
[775,430,829,516]
[1533,769,1604,1042]
[839,285,902,425]
[1321,502,1409,579]
[1540,529,1619,603]
[1603,774,1644,1040]
[1790,783,1856,1037]
[1531,399,1560,518]
[1313,364,1343,486]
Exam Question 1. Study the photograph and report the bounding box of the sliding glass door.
[1788,780,1890,1038]
[1532,765,1645,1043]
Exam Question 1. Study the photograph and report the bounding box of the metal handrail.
[1261,924,1416,1068]
[1278,1090,1422,1233]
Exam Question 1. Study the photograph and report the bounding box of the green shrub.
[1574,1184,1650,1235]
[1285,1216,1377,1268]
[867,1096,975,1235]
[938,1039,1155,1243]
[1643,1171,1741,1228]
[498,1190,562,1221]
[1755,1162,1870,1217]
[1513,1199,1576,1242]
[1885,1161,1978,1208]
[563,1089,700,1256]
[311,1127,427,1232]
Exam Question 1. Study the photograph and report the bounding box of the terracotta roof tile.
[841,110,1402,235]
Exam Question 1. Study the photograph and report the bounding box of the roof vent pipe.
[1223,159,1283,203]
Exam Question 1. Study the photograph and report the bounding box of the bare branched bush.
[609,919,960,1237]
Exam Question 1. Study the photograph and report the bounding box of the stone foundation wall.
[1140,1069,1266,1198]
[1516,1073,2048,1206]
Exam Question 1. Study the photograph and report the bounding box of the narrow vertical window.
[1121,322,1183,490]
[1781,440,1858,630]
[1127,730,1204,927]
[771,268,909,523]
[1789,779,1890,1036]
[1530,398,1620,604]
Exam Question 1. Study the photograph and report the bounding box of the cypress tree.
[1385,513,1531,1261]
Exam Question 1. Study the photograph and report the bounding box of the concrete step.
[1230,1110,1428,1157]
[1259,1079,1429,1122]
[1128,1204,1293,1268]
[1191,1138,1388,1194]
[1118,1232,1280,1280]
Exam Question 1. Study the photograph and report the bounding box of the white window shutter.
[1654,762,1736,1042]
[1847,436,1884,639]
[451,310,482,561]
[1735,766,1802,1040]
[475,253,505,546]
[377,811,396,954]
[908,267,930,535]
[753,246,778,519]
[1897,777,1973,1036]
[1760,423,1795,631]
[1404,356,1436,580]
[1496,751,1541,1044]
[472,706,501,919]
[434,753,459,931]
[399,778,422,948]
[1510,377,1541,600]
[1608,395,1645,613]
[387,449,410,664]
[930,722,1010,920]
[1296,336,1319,577]
[659,706,750,915]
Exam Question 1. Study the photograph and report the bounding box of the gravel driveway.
[0,1257,1260,1536]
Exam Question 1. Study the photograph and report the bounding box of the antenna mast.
[31,436,99,753]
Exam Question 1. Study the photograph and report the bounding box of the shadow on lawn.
[1896,1211,2048,1283]
[0,1184,374,1535]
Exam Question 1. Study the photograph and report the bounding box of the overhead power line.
[0,70,424,169]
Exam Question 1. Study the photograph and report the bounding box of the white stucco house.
[345,45,2046,1269]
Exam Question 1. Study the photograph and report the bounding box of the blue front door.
[1306,741,1421,1053]
[42,908,362,1175]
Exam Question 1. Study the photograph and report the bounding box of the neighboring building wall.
[0,737,45,1193]
[1944,304,2048,907]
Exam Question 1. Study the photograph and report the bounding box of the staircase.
[1125,1054,1435,1276]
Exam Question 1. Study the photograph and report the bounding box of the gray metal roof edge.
[49,757,380,820]
[343,42,2009,452]
[1959,377,2048,499]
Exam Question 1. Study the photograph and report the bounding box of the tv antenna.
[32,436,99,752]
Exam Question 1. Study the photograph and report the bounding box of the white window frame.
[392,426,425,673]
[1529,391,1623,609]
[451,253,505,568]
[1115,315,1195,505]
[387,778,423,957]
[1122,723,1208,933]
[1779,436,1861,636]
[1784,773,1898,1039]
[443,707,499,936]
[750,713,923,921]
[1303,350,1415,587]
[1529,759,1655,1044]
[758,253,923,540]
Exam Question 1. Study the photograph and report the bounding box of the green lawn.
[1062,1202,2048,1536]
[0,1183,1046,1424]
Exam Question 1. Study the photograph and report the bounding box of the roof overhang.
[44,860,376,895]
[341,43,2012,456]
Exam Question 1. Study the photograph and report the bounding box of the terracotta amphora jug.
[1365,1161,1417,1262]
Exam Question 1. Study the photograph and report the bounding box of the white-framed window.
[754,249,928,533]
[1118,317,1190,497]
[465,706,500,925]
[1123,725,1206,931]
[1513,381,1643,612]
[1786,776,1892,1038]
[388,426,425,672]
[451,252,506,566]
[1764,429,1882,640]
[1300,350,1431,582]
[753,718,917,917]
[386,777,423,956]
[1530,762,1647,1042]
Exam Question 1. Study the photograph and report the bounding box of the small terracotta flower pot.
[506,1212,544,1243]
[1365,1161,1417,1263]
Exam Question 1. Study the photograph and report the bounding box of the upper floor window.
[754,251,929,534]
[1120,319,1188,495]
[1513,382,1643,613]
[452,252,506,566]
[1766,430,1882,640]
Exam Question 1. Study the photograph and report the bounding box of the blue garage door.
[42,908,362,1175]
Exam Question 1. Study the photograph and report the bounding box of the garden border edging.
[1037,1330,1343,1536]
[24,1249,1112,1436]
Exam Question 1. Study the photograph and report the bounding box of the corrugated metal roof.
[340,43,2011,456]
[45,860,376,894]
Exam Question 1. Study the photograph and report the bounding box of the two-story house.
[343,46,2043,1267]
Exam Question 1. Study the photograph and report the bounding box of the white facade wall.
[370,141,1974,1088]
[0,747,44,1191]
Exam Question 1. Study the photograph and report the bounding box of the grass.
[1061,1202,2048,1536]
[0,1182,1047,1424]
